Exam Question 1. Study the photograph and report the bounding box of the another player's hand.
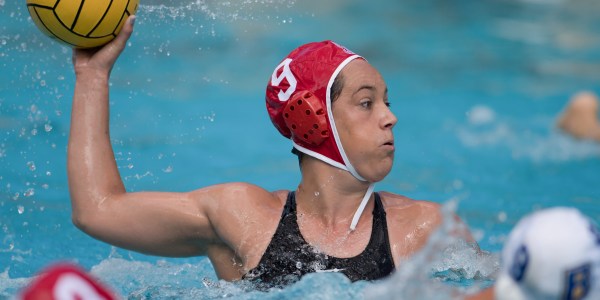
[72,15,136,77]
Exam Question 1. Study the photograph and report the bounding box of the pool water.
[1,0,600,298]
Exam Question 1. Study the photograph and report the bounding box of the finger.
[97,15,136,61]
[113,15,136,50]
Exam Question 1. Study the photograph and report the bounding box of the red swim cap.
[20,263,117,300]
[266,41,365,179]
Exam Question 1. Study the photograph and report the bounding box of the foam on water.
[457,105,600,162]
[0,269,30,298]
[139,0,296,22]
[0,258,364,299]
[365,200,499,300]
[0,199,499,299]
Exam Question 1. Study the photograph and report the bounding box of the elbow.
[69,193,116,234]
[71,210,90,232]
[71,209,100,234]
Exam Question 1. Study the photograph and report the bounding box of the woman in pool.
[68,16,473,286]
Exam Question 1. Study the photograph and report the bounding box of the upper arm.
[73,182,272,257]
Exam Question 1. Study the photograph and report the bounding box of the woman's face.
[332,59,397,182]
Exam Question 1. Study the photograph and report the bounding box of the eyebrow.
[353,85,388,96]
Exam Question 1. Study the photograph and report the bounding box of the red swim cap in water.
[266,40,365,180]
[20,263,116,300]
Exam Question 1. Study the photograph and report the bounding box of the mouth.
[382,140,395,149]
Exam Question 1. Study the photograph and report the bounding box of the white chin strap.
[293,143,375,231]
[322,54,375,231]
[349,183,375,231]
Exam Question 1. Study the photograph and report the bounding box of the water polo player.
[67,16,475,286]
[467,207,600,300]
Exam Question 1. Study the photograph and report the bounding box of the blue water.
[2,0,600,298]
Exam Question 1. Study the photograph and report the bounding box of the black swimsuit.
[243,191,395,288]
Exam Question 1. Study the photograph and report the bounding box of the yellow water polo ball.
[26,0,139,48]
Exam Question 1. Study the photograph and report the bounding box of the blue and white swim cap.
[496,207,600,300]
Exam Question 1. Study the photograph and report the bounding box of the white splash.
[364,199,499,300]
[467,105,496,125]
[140,0,296,22]
[0,269,31,298]
[456,111,600,162]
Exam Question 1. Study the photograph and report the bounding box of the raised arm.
[67,16,274,260]
[68,15,202,256]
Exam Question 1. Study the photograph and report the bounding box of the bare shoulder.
[187,182,288,242]
[378,191,443,259]
[378,191,442,222]
[188,182,287,216]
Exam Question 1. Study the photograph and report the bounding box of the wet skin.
[69,15,471,281]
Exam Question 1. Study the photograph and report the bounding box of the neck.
[296,156,373,228]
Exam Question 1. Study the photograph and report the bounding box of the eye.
[385,101,391,108]
[360,99,372,109]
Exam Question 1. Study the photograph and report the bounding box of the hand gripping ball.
[26,0,139,48]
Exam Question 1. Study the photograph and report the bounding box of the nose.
[381,105,397,130]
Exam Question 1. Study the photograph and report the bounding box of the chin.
[364,165,393,183]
